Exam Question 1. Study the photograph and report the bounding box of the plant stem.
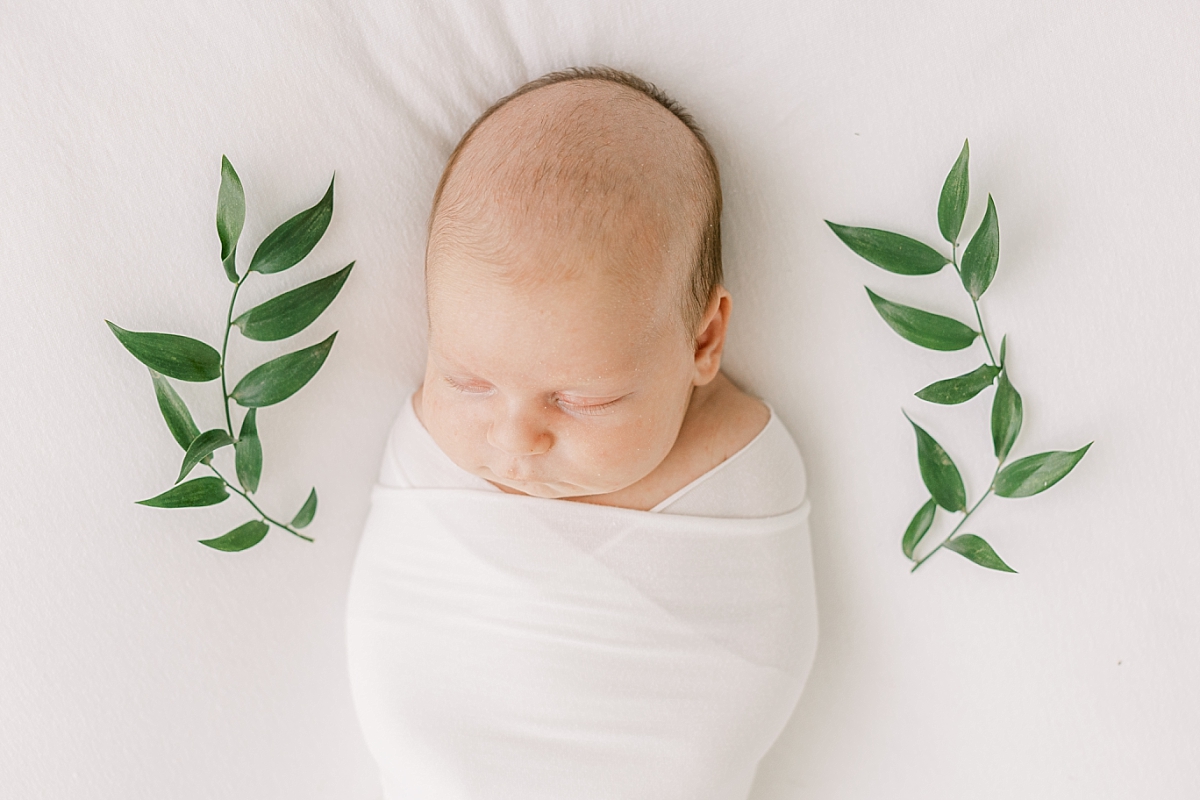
[908,241,1003,572]
[211,269,312,544]
[911,460,1003,572]
[973,298,997,367]
[220,270,249,438]
[206,463,313,542]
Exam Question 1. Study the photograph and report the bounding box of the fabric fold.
[347,486,817,800]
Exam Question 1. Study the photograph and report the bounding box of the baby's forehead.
[429,233,672,323]
[427,282,677,395]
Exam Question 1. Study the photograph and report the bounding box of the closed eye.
[445,375,623,415]
[556,395,622,416]
[444,376,493,395]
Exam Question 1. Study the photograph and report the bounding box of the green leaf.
[960,194,999,300]
[200,520,269,552]
[107,321,221,382]
[865,288,978,351]
[248,175,334,274]
[945,534,1016,573]
[151,370,201,450]
[291,488,318,529]
[915,364,1000,405]
[222,252,239,284]
[938,140,970,244]
[235,408,262,494]
[229,332,337,407]
[902,498,937,560]
[991,368,1023,460]
[906,413,966,512]
[995,444,1092,498]
[217,156,245,283]
[177,429,234,483]
[136,476,229,508]
[233,262,354,341]
[999,334,1008,367]
[825,223,948,275]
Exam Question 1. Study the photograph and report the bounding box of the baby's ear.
[692,288,731,384]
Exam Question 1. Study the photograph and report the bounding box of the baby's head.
[418,67,730,500]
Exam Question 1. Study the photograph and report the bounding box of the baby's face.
[418,237,698,500]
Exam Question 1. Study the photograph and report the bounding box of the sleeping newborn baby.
[347,67,817,800]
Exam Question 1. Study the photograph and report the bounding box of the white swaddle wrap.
[346,392,818,799]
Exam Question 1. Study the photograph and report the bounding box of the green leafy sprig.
[107,157,351,551]
[827,141,1091,574]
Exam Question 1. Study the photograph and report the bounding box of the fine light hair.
[426,66,724,339]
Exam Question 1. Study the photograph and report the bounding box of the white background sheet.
[2,1,1197,797]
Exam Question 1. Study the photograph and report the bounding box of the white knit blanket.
[346,484,817,800]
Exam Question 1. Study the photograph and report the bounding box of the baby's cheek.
[579,420,657,475]
[428,393,484,464]
[457,408,493,459]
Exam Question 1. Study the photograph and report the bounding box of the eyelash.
[444,377,619,416]
[444,377,491,395]
[559,397,619,416]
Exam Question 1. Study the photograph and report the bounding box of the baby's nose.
[486,405,552,456]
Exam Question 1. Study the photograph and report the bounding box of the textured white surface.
[2,1,1198,798]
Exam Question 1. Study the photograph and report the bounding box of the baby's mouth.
[484,465,584,497]
[488,459,541,479]
[486,464,542,485]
